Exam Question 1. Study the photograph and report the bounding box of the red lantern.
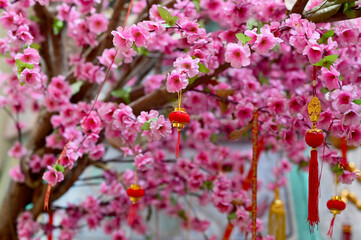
[127,184,145,225]
[327,196,346,238]
[305,128,324,148]
[169,107,190,158]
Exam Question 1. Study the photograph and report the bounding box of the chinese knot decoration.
[305,66,324,231]
[126,183,145,225]
[169,91,190,158]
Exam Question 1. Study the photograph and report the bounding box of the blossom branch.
[291,0,309,14]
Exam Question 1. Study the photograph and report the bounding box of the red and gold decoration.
[251,110,259,240]
[169,90,190,158]
[326,195,346,238]
[305,66,324,230]
[342,224,352,240]
[268,188,286,240]
[126,180,145,225]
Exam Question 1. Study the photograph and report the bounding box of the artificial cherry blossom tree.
[1,0,361,239]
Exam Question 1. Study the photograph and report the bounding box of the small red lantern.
[326,195,346,238]
[169,107,190,158]
[305,128,324,148]
[127,184,145,225]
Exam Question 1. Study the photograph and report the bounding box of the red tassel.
[175,130,181,158]
[222,223,234,240]
[308,149,319,231]
[44,184,52,211]
[327,215,336,238]
[128,203,138,225]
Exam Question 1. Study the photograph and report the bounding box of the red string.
[251,111,259,240]
[44,184,52,211]
[48,211,53,240]
[222,223,234,240]
[175,130,181,158]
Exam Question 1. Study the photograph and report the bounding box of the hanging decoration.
[251,110,259,240]
[126,169,145,225]
[342,224,352,240]
[268,188,286,240]
[326,171,346,238]
[242,137,264,191]
[169,90,190,158]
[305,66,323,231]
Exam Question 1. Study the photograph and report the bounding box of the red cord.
[175,130,181,158]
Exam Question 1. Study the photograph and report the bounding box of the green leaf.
[111,87,132,104]
[318,30,334,44]
[53,164,65,173]
[353,99,361,105]
[15,59,34,82]
[203,180,213,190]
[236,33,252,45]
[198,62,210,73]
[178,210,187,220]
[157,6,179,27]
[70,81,83,95]
[320,87,330,94]
[258,72,269,85]
[188,75,197,84]
[53,18,64,35]
[170,196,177,205]
[138,47,149,56]
[192,0,200,11]
[30,43,40,50]
[332,165,344,176]
[227,212,237,221]
[140,117,158,131]
[343,2,356,18]
[313,54,338,70]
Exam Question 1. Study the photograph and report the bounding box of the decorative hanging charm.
[169,91,190,158]
[342,224,352,240]
[126,183,145,225]
[251,110,259,240]
[305,66,323,231]
[326,169,346,239]
[268,188,286,240]
[327,196,346,238]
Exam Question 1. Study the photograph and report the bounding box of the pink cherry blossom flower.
[129,24,148,47]
[42,166,64,187]
[303,41,323,64]
[321,66,340,90]
[20,68,41,87]
[8,141,27,159]
[29,155,42,173]
[42,154,57,166]
[147,115,172,141]
[112,230,128,240]
[347,125,361,146]
[112,27,132,51]
[134,153,153,170]
[81,111,102,134]
[236,206,250,222]
[173,56,199,78]
[225,43,251,68]
[339,28,358,45]
[338,170,359,184]
[9,165,25,183]
[343,110,360,126]
[166,70,188,93]
[15,46,40,64]
[144,74,165,93]
[252,26,280,55]
[88,14,109,34]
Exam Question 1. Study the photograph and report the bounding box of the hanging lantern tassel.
[126,184,145,225]
[326,196,346,238]
[305,94,323,231]
[169,107,190,158]
[268,188,286,240]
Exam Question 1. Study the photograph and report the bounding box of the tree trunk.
[0,181,33,239]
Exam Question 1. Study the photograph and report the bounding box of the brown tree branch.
[291,0,309,14]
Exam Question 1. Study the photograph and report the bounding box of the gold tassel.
[268,188,286,240]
